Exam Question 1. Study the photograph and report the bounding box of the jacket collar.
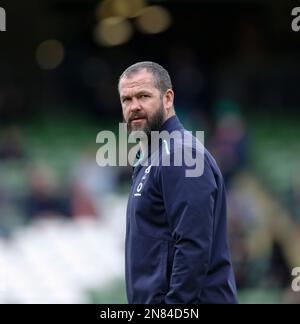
[133,115,184,169]
[159,115,185,133]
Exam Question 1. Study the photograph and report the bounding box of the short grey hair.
[118,61,173,95]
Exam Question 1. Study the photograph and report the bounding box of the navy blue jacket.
[125,116,238,304]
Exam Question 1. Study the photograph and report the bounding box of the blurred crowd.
[0,126,120,231]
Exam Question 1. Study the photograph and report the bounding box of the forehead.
[119,69,156,95]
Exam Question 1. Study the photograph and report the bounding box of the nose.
[129,97,141,113]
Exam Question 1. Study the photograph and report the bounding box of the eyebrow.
[121,90,152,100]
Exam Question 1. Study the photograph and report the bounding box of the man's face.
[119,69,167,137]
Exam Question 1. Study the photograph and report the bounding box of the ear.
[163,89,174,112]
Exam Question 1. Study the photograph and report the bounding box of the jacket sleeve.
[160,153,217,303]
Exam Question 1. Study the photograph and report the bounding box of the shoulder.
[156,131,219,183]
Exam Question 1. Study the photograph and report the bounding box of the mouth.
[131,118,145,124]
[129,117,146,125]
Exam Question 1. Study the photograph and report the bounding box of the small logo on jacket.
[134,165,152,197]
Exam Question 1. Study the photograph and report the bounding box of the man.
[119,61,238,304]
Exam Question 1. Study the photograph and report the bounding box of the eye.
[122,97,131,103]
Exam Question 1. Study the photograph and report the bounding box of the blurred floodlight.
[113,0,146,18]
[36,40,65,70]
[94,17,133,47]
[96,0,146,19]
[135,5,172,34]
[96,0,115,19]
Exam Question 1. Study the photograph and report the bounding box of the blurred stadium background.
[0,0,300,303]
